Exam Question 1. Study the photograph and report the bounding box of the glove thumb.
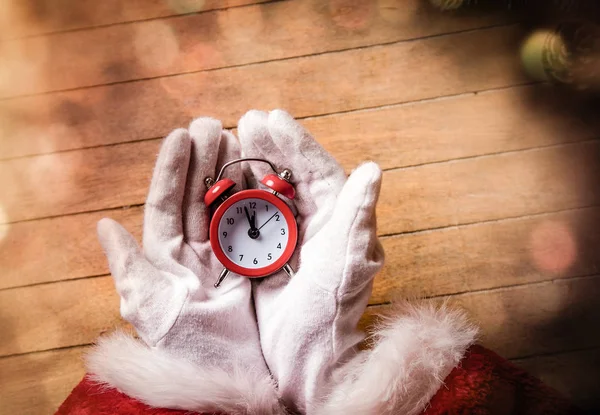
[306,162,385,294]
[97,218,143,280]
[97,218,188,346]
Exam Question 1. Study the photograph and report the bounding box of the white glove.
[87,118,282,415]
[239,110,478,415]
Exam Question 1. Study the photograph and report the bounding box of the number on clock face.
[218,198,289,269]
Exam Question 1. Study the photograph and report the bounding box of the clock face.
[210,190,297,277]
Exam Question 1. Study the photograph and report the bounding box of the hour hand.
[244,206,255,229]
[245,206,260,239]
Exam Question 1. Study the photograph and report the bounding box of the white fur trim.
[86,331,284,415]
[316,302,478,415]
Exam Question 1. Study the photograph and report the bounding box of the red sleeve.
[424,345,582,415]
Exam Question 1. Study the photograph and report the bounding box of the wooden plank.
[0,0,271,40]
[0,25,526,159]
[372,206,600,304]
[514,348,600,412]
[305,86,600,172]
[0,140,159,223]
[2,130,599,231]
[377,139,600,236]
[0,347,87,415]
[2,85,598,287]
[3,254,600,359]
[362,275,600,360]
[0,277,125,357]
[0,0,510,98]
[3,189,600,299]
[0,207,142,290]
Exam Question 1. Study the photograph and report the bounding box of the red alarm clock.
[204,158,298,287]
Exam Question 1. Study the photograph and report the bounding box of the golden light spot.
[520,29,570,83]
[329,0,374,31]
[134,21,180,73]
[529,221,577,274]
[167,0,206,14]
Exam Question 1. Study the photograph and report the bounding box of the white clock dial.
[218,198,290,269]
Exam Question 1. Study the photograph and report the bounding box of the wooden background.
[1,0,600,413]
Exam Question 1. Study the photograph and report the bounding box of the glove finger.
[314,162,385,293]
[267,110,346,226]
[238,110,273,190]
[217,129,244,192]
[143,128,191,262]
[238,110,346,241]
[182,117,227,248]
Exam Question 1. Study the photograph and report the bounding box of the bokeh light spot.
[167,0,206,14]
[329,0,374,31]
[529,220,577,274]
[134,21,180,72]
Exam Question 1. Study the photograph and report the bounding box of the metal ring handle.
[214,157,278,182]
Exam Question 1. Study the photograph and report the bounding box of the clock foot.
[214,268,230,288]
[282,263,295,278]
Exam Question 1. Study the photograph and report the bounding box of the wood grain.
[0,346,87,415]
[378,140,600,236]
[361,275,600,360]
[372,206,600,303]
[0,277,124,356]
[2,85,599,287]
[0,0,509,98]
[0,25,526,159]
[0,140,159,223]
[0,207,142,289]
[304,86,600,172]
[515,348,600,412]
[2,134,599,230]
[0,0,270,40]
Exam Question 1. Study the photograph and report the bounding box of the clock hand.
[245,206,260,239]
[258,211,278,231]
[244,206,256,230]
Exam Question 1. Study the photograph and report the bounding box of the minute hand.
[258,212,279,230]
[244,206,256,230]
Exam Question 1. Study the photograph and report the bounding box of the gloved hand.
[87,118,282,415]
[238,110,478,415]
[238,109,383,412]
